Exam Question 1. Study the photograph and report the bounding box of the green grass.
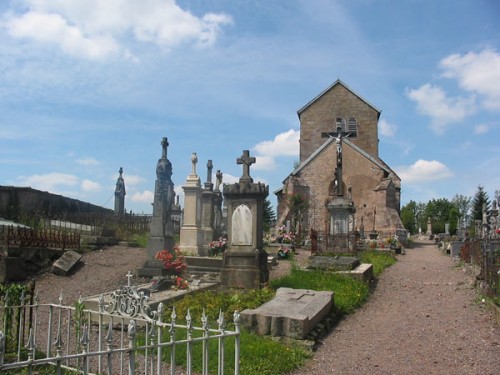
[270,267,369,315]
[359,250,397,277]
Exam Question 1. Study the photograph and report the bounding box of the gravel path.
[33,240,500,375]
[290,239,500,375]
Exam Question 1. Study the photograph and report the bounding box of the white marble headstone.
[232,204,252,245]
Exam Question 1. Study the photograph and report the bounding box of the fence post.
[169,307,177,375]
[127,320,136,375]
[217,310,225,375]
[201,309,209,375]
[233,311,240,375]
[186,309,193,375]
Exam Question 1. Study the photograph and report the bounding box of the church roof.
[285,136,400,182]
[297,79,381,118]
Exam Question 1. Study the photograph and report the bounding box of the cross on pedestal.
[126,271,133,287]
[161,137,169,158]
[237,150,255,183]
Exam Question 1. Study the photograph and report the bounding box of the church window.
[336,117,346,133]
[347,117,358,136]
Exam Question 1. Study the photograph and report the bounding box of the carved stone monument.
[221,150,269,289]
[138,137,176,277]
[114,167,126,215]
[201,160,216,252]
[179,153,204,255]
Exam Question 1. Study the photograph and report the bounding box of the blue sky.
[1,0,499,214]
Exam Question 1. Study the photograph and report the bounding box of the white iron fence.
[0,282,240,374]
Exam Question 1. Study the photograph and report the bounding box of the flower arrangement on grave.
[208,237,227,256]
[277,245,291,259]
[154,247,188,290]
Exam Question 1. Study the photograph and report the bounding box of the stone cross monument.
[114,167,126,215]
[139,137,176,277]
[221,150,269,289]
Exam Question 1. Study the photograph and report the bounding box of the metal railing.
[0,282,241,374]
[0,225,80,250]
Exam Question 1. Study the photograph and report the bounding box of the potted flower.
[208,237,227,256]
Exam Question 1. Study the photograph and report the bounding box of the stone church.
[275,80,403,240]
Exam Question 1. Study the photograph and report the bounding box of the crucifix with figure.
[237,150,255,183]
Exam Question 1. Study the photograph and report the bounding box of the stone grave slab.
[308,255,360,271]
[52,250,82,276]
[240,287,333,339]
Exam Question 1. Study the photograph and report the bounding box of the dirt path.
[290,239,500,375]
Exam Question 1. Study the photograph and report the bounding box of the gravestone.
[114,167,126,215]
[179,153,204,255]
[139,137,176,277]
[220,150,269,289]
[52,250,82,276]
[308,256,360,271]
[241,287,333,339]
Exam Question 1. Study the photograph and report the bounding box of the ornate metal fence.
[0,225,80,250]
[0,282,241,374]
[460,238,500,298]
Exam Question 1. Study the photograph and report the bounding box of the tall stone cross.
[206,160,213,183]
[161,137,169,158]
[237,150,255,183]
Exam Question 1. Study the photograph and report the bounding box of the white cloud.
[6,11,119,60]
[4,0,232,60]
[254,155,276,171]
[440,49,500,111]
[81,179,101,192]
[379,119,397,138]
[16,172,79,192]
[254,129,299,157]
[131,190,154,204]
[76,157,100,166]
[474,124,489,135]
[396,160,453,183]
[406,83,476,134]
[119,173,146,186]
[252,129,299,171]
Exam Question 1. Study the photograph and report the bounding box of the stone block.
[336,263,374,283]
[241,287,333,339]
[52,250,82,276]
[309,256,360,271]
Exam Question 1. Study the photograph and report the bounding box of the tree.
[424,198,454,234]
[287,193,308,243]
[263,199,276,232]
[471,186,490,222]
[400,200,417,234]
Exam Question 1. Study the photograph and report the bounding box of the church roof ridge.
[297,79,381,117]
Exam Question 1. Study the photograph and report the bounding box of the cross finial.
[206,160,213,183]
[237,150,255,183]
[126,271,133,287]
[161,137,169,158]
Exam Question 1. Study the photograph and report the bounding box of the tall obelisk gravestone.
[114,167,126,215]
[139,137,176,277]
[221,150,269,289]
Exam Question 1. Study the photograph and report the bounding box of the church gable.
[298,80,381,162]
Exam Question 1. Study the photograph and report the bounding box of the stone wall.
[0,186,113,220]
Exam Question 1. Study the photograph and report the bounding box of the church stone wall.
[299,83,379,163]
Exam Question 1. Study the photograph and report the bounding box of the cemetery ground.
[22,240,500,374]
